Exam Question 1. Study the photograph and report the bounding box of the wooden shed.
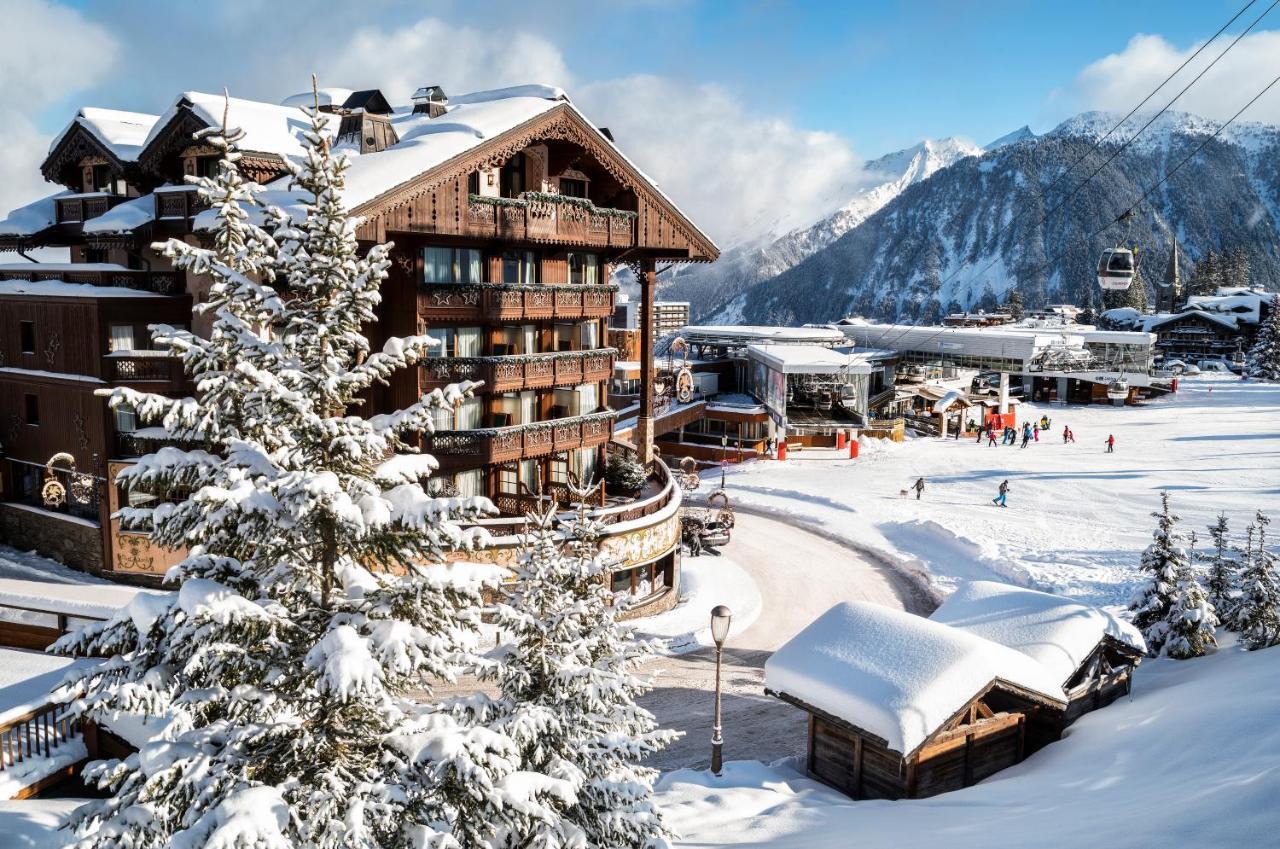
[929,580,1145,752]
[765,601,1070,800]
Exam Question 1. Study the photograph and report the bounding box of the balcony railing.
[421,348,615,394]
[106,351,187,387]
[0,268,183,296]
[426,409,616,467]
[464,194,636,248]
[54,193,127,224]
[152,186,210,233]
[418,283,616,322]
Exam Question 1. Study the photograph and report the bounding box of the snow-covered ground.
[635,554,762,655]
[657,635,1279,849]
[719,375,1280,604]
[0,798,88,849]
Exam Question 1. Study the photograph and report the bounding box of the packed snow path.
[640,510,929,770]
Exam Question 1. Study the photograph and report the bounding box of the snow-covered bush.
[1237,511,1280,651]
[1130,492,1191,655]
[52,90,568,848]
[487,492,678,848]
[605,452,647,493]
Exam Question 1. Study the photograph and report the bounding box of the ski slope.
[716,375,1280,605]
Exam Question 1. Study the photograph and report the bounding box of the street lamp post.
[719,433,728,489]
[710,604,732,777]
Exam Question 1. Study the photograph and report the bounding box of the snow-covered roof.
[1144,309,1239,332]
[82,194,155,234]
[145,91,340,160]
[0,278,165,298]
[279,88,356,110]
[0,577,166,622]
[930,582,1145,687]
[748,344,875,374]
[764,602,1066,755]
[337,84,568,209]
[0,192,69,237]
[682,325,846,345]
[48,107,159,162]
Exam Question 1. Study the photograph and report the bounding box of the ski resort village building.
[764,583,1144,800]
[0,84,717,612]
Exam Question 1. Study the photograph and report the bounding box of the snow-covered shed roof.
[929,582,1145,688]
[764,602,1066,755]
[747,344,875,375]
[82,193,155,235]
[47,107,159,162]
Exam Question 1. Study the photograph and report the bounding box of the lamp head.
[710,604,732,647]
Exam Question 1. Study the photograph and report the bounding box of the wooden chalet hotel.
[0,83,717,612]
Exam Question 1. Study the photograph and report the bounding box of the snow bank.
[0,648,98,725]
[0,577,166,622]
[660,638,1280,849]
[0,798,89,848]
[634,554,762,654]
[930,580,1144,684]
[763,602,1064,754]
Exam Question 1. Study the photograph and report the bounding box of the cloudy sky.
[8,0,1280,245]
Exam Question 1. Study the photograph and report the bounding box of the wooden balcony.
[418,283,616,323]
[426,409,616,468]
[152,186,210,234]
[0,267,183,296]
[54,193,127,224]
[463,195,636,249]
[106,351,188,388]
[420,349,615,394]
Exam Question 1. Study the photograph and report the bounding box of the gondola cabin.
[1097,248,1137,291]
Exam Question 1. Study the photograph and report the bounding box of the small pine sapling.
[1130,492,1190,655]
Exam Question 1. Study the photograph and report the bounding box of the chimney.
[337,111,399,154]
[411,85,449,118]
[598,127,615,142]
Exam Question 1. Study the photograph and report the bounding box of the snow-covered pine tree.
[488,486,678,848]
[1236,511,1280,650]
[1130,491,1190,655]
[1164,529,1218,659]
[1005,289,1025,321]
[1202,513,1239,627]
[53,88,566,849]
[1246,294,1280,381]
[1190,249,1221,297]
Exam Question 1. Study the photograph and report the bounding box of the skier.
[993,479,1010,508]
[1033,423,1039,442]
[913,477,926,500]
[1063,425,1070,444]
[1067,426,1076,443]
[976,424,984,444]
[987,426,998,447]
[1020,423,1031,448]
[1106,433,1116,453]
[1040,414,1050,431]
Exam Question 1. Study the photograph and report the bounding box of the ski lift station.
[833,321,1168,407]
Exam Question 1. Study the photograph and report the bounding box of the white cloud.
[576,75,860,246]
[326,18,574,103]
[0,0,119,216]
[1064,31,1280,125]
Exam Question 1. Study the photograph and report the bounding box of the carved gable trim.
[41,123,127,188]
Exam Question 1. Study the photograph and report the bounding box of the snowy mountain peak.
[984,125,1035,151]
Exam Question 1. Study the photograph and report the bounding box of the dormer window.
[560,178,587,199]
[90,163,125,195]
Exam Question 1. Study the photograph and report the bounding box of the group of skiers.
[916,414,1120,508]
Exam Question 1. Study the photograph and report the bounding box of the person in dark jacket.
[993,479,1010,507]
[913,477,926,500]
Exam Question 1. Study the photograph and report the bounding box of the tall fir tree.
[1227,246,1251,289]
[1164,530,1219,659]
[1246,294,1280,380]
[488,488,678,848]
[1190,249,1222,297]
[1005,289,1025,321]
[1202,513,1239,627]
[52,89,568,848]
[1129,492,1191,655]
[1236,511,1280,650]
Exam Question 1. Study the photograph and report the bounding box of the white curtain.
[109,324,134,352]
[456,396,482,430]
[423,247,452,284]
[576,383,598,414]
[456,326,481,357]
[581,322,599,349]
[431,404,454,431]
[461,249,482,284]
[521,324,537,354]
[519,391,536,425]
[454,469,483,498]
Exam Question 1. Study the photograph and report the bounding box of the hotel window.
[429,325,481,358]
[467,171,480,195]
[456,396,482,430]
[581,321,600,349]
[108,324,135,352]
[498,462,538,496]
[113,402,138,433]
[555,323,576,352]
[559,178,587,199]
[501,250,537,284]
[500,155,524,198]
[571,447,598,484]
[422,247,482,285]
[19,320,35,353]
[567,252,598,285]
[550,454,569,484]
[23,393,39,425]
